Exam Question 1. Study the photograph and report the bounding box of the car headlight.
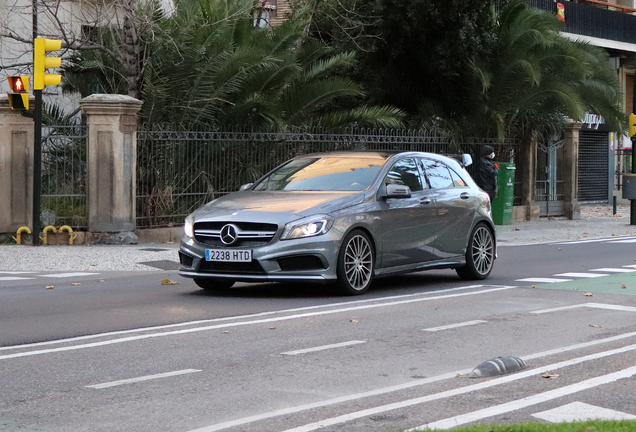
[281,215,334,240]
[184,215,194,238]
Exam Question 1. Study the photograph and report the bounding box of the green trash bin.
[491,162,516,225]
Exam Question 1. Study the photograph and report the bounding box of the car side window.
[384,158,423,192]
[448,168,467,187]
[422,159,454,189]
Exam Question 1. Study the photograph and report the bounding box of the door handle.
[420,197,432,205]
[460,192,470,200]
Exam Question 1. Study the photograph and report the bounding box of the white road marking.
[515,278,572,283]
[0,271,35,274]
[282,340,367,356]
[531,402,636,423]
[191,341,636,432]
[553,272,608,278]
[418,365,636,430]
[531,302,636,314]
[623,265,636,269]
[0,286,516,361]
[0,285,490,353]
[607,239,636,243]
[0,277,35,281]
[554,236,636,245]
[38,272,100,278]
[423,320,487,332]
[86,369,201,389]
[590,268,636,273]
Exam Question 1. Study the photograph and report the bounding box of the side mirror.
[239,183,253,191]
[384,183,411,199]
[462,154,473,168]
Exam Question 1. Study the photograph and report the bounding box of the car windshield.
[253,156,385,191]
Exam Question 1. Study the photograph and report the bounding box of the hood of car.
[193,190,365,223]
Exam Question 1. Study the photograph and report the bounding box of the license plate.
[205,249,252,262]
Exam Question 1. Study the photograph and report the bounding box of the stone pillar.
[80,94,142,239]
[563,121,582,220]
[0,96,34,233]
[518,138,540,221]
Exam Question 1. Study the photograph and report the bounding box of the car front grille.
[194,222,278,247]
[199,260,266,274]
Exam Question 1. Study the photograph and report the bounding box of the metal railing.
[136,126,518,228]
[41,124,88,230]
[526,0,636,44]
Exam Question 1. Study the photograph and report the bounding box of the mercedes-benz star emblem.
[220,224,238,245]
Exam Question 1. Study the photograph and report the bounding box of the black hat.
[481,145,495,157]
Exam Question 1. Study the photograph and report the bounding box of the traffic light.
[7,76,29,110]
[630,114,636,138]
[33,38,62,90]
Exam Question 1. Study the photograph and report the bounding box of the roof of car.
[298,150,445,160]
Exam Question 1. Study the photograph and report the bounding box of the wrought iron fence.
[136,126,518,228]
[41,124,88,230]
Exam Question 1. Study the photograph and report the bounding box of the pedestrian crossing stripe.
[0,277,36,281]
[515,278,573,283]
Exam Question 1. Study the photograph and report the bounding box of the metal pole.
[632,54,636,225]
[32,89,42,245]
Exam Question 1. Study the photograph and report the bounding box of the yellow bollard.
[40,225,57,245]
[12,226,32,245]
[58,225,77,245]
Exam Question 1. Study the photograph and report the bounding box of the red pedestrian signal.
[7,75,29,110]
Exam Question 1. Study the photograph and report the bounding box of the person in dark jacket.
[476,145,499,201]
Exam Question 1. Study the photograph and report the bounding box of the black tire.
[336,230,375,295]
[456,223,495,280]
[194,278,235,291]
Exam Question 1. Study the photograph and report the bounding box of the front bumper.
[178,231,342,283]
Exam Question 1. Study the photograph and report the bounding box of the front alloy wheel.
[456,223,494,280]
[336,230,374,295]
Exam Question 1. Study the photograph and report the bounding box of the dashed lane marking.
[590,268,636,273]
[554,236,636,245]
[0,277,36,281]
[531,402,636,423]
[553,272,608,278]
[86,369,201,389]
[281,340,367,356]
[0,272,35,274]
[423,320,487,332]
[38,272,100,278]
[515,278,572,283]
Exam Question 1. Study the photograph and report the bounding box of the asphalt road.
[1,238,636,432]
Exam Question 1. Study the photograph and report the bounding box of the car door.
[379,157,437,269]
[420,158,475,259]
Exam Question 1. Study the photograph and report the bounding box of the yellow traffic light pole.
[31,38,62,245]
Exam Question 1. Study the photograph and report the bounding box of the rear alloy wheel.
[336,230,374,295]
[456,223,495,280]
[194,278,235,291]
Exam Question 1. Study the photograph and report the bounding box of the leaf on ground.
[558,248,562,251]
[456,374,467,378]
[531,285,537,288]
[71,283,81,286]
[571,287,578,290]
[161,279,178,285]
[512,227,520,231]
[350,319,359,323]
[269,327,276,330]
[45,285,54,290]
[589,324,602,328]
[584,292,594,296]
[542,372,559,378]
[222,331,229,334]
[99,280,105,283]
[622,284,627,289]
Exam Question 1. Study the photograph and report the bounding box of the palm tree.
[420,0,624,142]
[63,0,403,130]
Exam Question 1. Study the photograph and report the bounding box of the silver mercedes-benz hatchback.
[179,151,496,295]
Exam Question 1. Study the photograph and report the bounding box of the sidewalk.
[497,204,636,246]
[1,204,635,272]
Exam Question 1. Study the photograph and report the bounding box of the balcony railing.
[526,0,636,44]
